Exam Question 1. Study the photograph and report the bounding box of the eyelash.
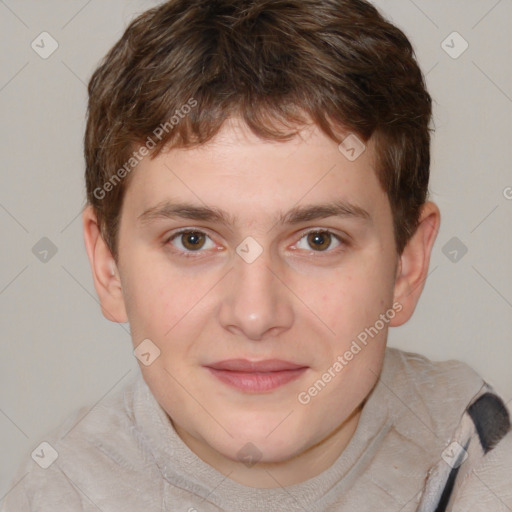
[163,228,348,258]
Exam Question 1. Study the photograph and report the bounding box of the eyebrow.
[137,199,371,227]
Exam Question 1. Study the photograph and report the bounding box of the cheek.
[306,265,395,368]
[122,256,218,348]
[318,265,391,322]
[120,260,177,339]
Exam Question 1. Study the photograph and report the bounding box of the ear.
[390,201,441,327]
[82,205,128,323]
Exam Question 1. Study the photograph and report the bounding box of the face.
[114,120,401,469]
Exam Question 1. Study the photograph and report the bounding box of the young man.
[2,0,511,510]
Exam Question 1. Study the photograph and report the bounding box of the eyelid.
[297,226,349,240]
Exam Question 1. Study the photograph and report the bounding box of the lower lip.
[205,367,307,392]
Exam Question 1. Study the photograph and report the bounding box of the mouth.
[203,359,308,393]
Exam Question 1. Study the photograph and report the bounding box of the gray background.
[1,0,511,498]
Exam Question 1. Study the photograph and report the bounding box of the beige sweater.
[1,347,511,511]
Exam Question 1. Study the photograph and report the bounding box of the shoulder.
[450,428,512,511]
[0,372,159,511]
[380,348,488,439]
[0,460,87,512]
[386,349,512,511]
[383,347,485,392]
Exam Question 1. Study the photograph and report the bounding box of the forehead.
[122,120,387,227]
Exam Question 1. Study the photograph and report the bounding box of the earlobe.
[82,205,128,323]
[390,201,441,327]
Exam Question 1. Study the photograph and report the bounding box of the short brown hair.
[84,0,432,260]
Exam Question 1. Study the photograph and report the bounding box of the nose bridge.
[219,243,293,340]
[236,247,276,296]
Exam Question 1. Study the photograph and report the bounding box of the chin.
[210,423,312,464]
[221,439,304,465]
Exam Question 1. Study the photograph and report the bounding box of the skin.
[83,118,440,488]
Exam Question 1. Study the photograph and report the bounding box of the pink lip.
[204,359,308,392]
[206,359,306,372]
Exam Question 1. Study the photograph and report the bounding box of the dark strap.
[434,392,510,511]
[434,464,462,512]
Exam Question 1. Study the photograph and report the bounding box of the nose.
[218,244,294,341]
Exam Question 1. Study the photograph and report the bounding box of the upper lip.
[205,359,307,372]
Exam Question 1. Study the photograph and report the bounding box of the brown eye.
[293,230,343,253]
[180,231,206,251]
[167,230,215,254]
[306,231,333,251]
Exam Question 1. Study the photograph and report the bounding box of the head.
[83,0,440,482]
